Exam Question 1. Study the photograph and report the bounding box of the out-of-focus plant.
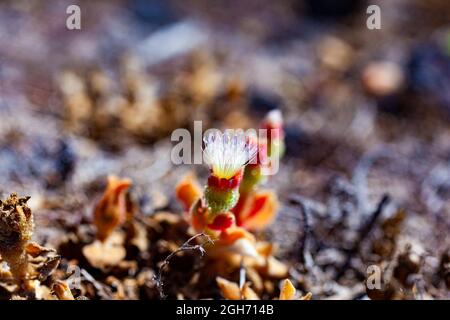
[0,194,60,293]
[83,175,134,270]
[0,194,34,283]
[93,175,132,242]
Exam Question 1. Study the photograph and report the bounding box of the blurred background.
[0,0,449,299]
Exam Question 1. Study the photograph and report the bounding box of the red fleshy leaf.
[207,213,235,231]
[246,194,268,220]
[175,173,202,211]
[238,191,278,231]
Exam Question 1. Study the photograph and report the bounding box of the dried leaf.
[242,283,260,300]
[52,280,75,300]
[33,255,61,282]
[216,277,241,300]
[26,242,54,258]
[246,267,263,292]
[93,176,132,241]
[82,234,126,270]
[279,279,296,300]
[300,292,313,300]
[259,256,288,279]
[212,227,259,258]
[176,173,202,211]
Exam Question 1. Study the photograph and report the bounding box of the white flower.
[203,131,257,180]
[263,109,283,128]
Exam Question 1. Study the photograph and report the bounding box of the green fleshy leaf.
[240,165,266,195]
[205,186,239,215]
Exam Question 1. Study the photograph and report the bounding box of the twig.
[289,196,311,265]
[335,194,390,280]
[410,274,425,300]
[353,148,391,217]
[153,233,214,299]
[80,268,111,299]
[239,256,246,290]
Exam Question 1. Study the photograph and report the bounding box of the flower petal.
[203,131,257,179]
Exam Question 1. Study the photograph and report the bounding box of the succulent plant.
[0,194,34,282]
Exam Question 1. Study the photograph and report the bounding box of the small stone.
[318,37,354,72]
[362,61,404,97]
